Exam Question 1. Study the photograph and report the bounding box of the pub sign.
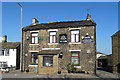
[59,34,67,43]
[82,35,93,43]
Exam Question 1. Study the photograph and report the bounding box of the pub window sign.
[59,34,67,43]
[82,35,93,43]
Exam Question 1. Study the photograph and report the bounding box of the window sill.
[74,66,81,69]
[43,66,53,67]
[29,64,38,67]
[48,43,58,45]
[29,44,39,45]
[69,42,81,44]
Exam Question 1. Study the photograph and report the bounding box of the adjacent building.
[0,35,20,69]
[112,30,120,73]
[96,52,112,72]
[22,13,96,74]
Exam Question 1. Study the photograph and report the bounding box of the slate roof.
[98,56,107,59]
[111,30,120,37]
[98,54,112,59]
[2,42,20,49]
[22,20,96,31]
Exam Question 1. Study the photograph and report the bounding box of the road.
[1,70,120,79]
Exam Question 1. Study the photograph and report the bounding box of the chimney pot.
[2,35,7,43]
[32,18,39,24]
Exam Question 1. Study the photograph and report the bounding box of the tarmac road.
[1,70,120,79]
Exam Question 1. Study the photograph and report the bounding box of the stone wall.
[38,55,58,74]
[112,31,120,73]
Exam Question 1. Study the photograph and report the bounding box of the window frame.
[43,56,53,67]
[31,32,39,44]
[1,50,4,56]
[49,31,57,43]
[31,52,38,65]
[5,49,9,56]
[70,30,80,43]
[71,51,80,65]
[0,62,7,67]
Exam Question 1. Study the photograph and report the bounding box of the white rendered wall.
[0,49,16,67]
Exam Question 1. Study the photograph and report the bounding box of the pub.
[22,13,96,74]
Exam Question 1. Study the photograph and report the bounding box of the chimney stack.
[2,35,7,43]
[32,18,39,24]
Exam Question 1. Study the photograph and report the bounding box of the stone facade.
[112,30,120,73]
[38,54,58,74]
[22,14,96,74]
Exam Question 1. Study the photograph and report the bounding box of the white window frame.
[71,30,80,43]
[49,31,57,43]
[31,32,38,44]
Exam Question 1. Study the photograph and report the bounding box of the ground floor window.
[43,56,53,67]
[31,53,38,64]
[71,52,80,65]
[0,62,7,67]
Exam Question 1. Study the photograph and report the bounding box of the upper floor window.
[71,30,80,42]
[31,53,38,64]
[5,49,9,56]
[31,32,38,44]
[49,31,56,43]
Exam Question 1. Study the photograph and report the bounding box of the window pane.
[32,33,38,36]
[43,56,53,67]
[72,57,79,64]
[5,49,9,56]
[32,37,34,43]
[1,50,4,56]
[31,53,38,64]
[35,37,38,43]
[71,35,75,42]
[50,36,52,43]
[53,36,56,43]
[50,32,56,35]
[0,62,2,67]
[72,53,78,56]
[76,35,79,42]
[71,30,79,34]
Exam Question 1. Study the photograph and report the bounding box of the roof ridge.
[23,20,96,31]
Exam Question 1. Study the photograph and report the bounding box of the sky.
[2,2,118,54]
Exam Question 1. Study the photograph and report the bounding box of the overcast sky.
[2,2,118,54]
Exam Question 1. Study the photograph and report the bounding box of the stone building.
[22,14,96,74]
[96,52,112,72]
[112,30,120,73]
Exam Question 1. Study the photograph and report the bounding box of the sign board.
[59,34,67,43]
[82,35,93,43]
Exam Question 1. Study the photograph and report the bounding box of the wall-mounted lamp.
[59,52,63,58]
[86,33,89,36]
[26,37,29,40]
[25,53,28,57]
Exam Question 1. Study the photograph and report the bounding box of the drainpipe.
[57,55,59,73]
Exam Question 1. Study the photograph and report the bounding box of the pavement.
[96,70,120,78]
[1,70,120,79]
